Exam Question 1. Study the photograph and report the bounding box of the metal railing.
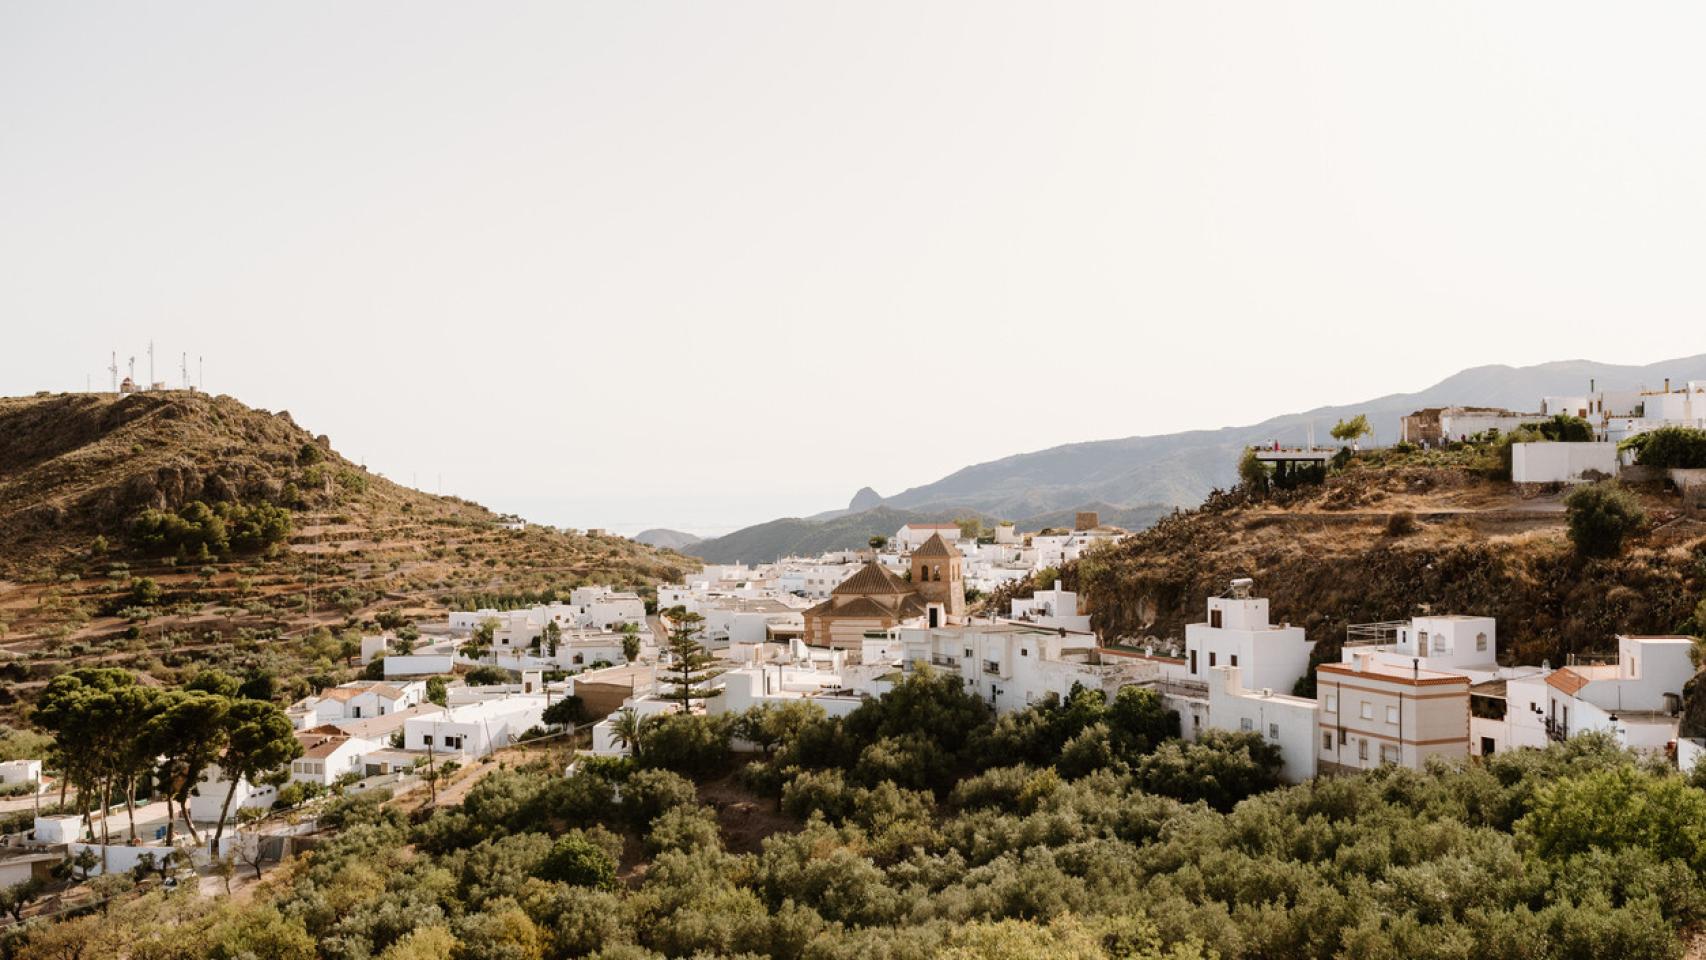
[1344,621,1407,647]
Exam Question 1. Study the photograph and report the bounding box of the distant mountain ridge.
[633,528,703,551]
[690,354,1706,563]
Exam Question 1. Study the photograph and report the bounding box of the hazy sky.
[4,3,1704,535]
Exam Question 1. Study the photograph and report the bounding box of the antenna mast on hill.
[180,352,188,390]
[108,352,118,393]
[199,356,204,391]
[128,356,136,385]
[148,340,155,388]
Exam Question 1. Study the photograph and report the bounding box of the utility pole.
[108,352,118,393]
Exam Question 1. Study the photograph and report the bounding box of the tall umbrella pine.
[146,691,231,845]
[211,700,302,849]
[32,669,138,845]
[112,686,166,842]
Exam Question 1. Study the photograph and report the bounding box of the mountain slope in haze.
[691,354,1706,563]
[633,528,703,551]
[879,354,1706,518]
[688,501,1173,564]
[0,391,692,718]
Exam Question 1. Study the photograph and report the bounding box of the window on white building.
[1386,706,1399,725]
[1380,743,1399,764]
[1416,631,1428,652]
[1360,701,1373,720]
[444,735,463,749]
[1358,739,1369,761]
[1322,732,1333,751]
[1268,723,1279,740]
[1325,694,1337,714]
[1230,654,1239,667]
[1433,634,1446,653]
[1240,718,1253,732]
[1476,633,1488,652]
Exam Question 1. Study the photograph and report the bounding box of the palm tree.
[609,708,646,759]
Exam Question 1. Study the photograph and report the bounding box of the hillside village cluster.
[1405,377,1706,488]
[2,379,1704,891]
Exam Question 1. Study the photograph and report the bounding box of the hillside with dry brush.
[0,391,691,719]
[1049,454,1706,695]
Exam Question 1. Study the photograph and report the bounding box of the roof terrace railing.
[1344,621,1408,648]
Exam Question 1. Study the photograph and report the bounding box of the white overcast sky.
[3,3,1704,535]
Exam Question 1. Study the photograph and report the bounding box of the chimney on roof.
[1412,657,1419,680]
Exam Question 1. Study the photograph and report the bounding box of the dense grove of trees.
[130,499,293,559]
[30,667,301,850]
[7,669,1703,959]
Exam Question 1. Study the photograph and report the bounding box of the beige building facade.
[1316,654,1470,774]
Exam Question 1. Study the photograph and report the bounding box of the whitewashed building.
[897,622,1153,714]
[1541,636,1694,753]
[1207,665,1319,782]
[1009,581,1092,633]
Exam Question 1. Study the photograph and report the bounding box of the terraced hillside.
[0,390,692,719]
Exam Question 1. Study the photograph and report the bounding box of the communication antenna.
[148,340,155,388]
[198,356,204,391]
[107,352,118,393]
[180,352,188,390]
[128,356,136,384]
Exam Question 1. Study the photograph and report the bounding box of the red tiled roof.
[1546,668,1590,696]
[832,562,913,597]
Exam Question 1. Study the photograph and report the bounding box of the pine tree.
[659,610,722,710]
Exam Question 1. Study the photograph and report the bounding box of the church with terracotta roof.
[803,532,966,649]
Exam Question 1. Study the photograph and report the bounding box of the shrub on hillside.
[1564,482,1646,559]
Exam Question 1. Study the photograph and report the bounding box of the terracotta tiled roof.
[832,597,902,619]
[912,533,960,559]
[296,731,352,759]
[1546,668,1591,696]
[832,562,913,597]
